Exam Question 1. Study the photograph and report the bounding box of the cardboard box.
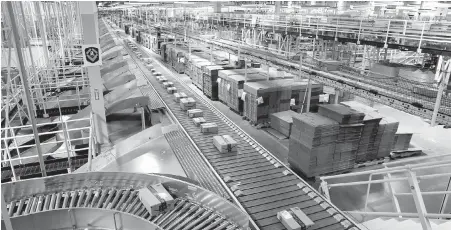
[162,81,174,89]
[188,109,203,118]
[174,92,187,102]
[167,87,177,94]
[277,208,315,230]
[277,210,301,230]
[193,117,207,126]
[138,183,175,216]
[180,97,196,111]
[201,122,218,134]
[158,77,167,83]
[213,135,238,153]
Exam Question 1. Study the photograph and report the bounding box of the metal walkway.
[106,19,360,230]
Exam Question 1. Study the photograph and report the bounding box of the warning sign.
[82,44,102,67]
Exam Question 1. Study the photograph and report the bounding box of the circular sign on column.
[82,44,103,67]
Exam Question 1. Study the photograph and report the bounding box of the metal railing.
[0,114,94,181]
[319,154,451,230]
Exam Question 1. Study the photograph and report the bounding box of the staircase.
[361,218,451,230]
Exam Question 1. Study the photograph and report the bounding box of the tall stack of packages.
[289,113,339,178]
[270,110,299,138]
[217,69,260,107]
[226,71,265,113]
[287,80,323,113]
[375,116,399,159]
[318,105,365,170]
[392,133,413,151]
[202,65,223,100]
[243,81,280,125]
[195,61,213,90]
[353,111,382,162]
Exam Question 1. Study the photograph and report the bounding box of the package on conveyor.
[270,110,299,138]
[138,183,175,216]
[187,109,203,118]
[158,77,167,83]
[213,135,238,153]
[167,87,177,94]
[277,207,314,230]
[180,97,196,111]
[193,117,207,127]
[201,122,218,134]
[162,81,174,89]
[174,92,187,102]
[318,104,365,125]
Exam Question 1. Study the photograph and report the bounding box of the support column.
[6,1,47,177]
[214,1,221,13]
[334,89,340,104]
[1,192,13,230]
[79,2,109,144]
[275,1,281,15]
[406,170,432,230]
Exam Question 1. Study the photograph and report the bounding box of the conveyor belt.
[1,155,88,183]
[164,129,231,200]
[5,190,242,230]
[107,20,359,230]
[143,23,451,125]
[139,85,166,111]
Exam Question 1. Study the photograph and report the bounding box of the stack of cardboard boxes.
[289,113,340,178]
[270,110,299,138]
[318,105,365,170]
[243,79,320,125]
[392,133,413,151]
[375,116,400,159]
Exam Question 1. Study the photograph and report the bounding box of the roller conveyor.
[105,20,359,230]
[147,22,451,125]
[5,187,242,230]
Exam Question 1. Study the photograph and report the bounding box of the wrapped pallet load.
[213,135,238,153]
[138,183,175,216]
[202,65,224,100]
[243,79,302,125]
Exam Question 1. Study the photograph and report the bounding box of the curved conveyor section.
[2,172,250,230]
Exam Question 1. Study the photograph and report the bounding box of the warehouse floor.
[138,44,451,223]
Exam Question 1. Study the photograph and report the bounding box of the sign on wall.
[82,44,102,67]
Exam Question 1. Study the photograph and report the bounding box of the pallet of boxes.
[288,112,340,178]
[317,104,365,172]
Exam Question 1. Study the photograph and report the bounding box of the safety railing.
[319,154,451,229]
[0,115,93,181]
